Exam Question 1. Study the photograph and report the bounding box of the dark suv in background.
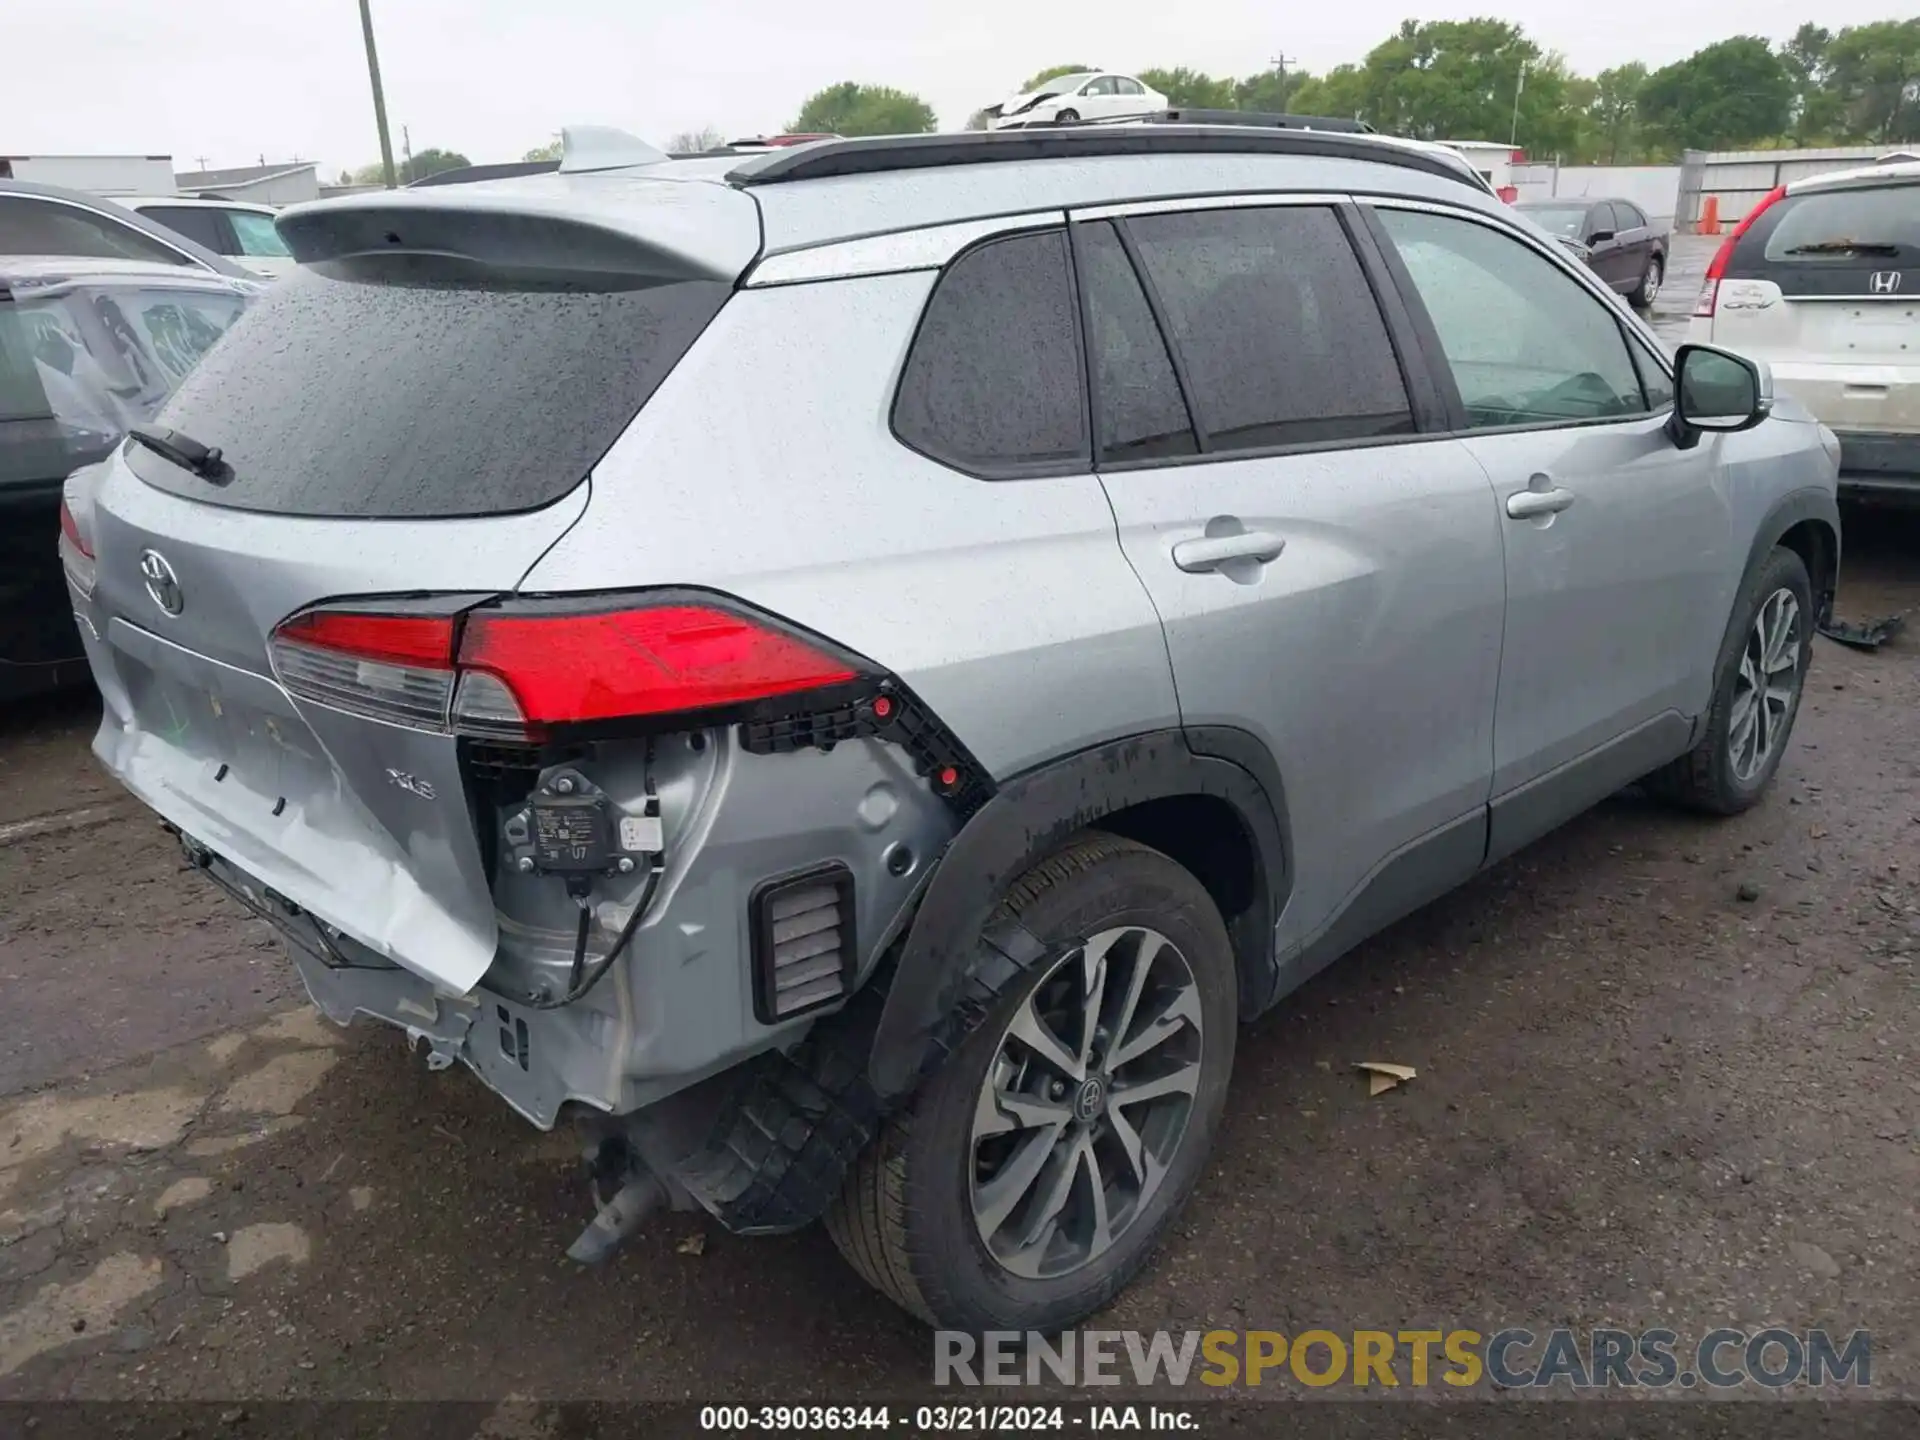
[1517,197,1668,309]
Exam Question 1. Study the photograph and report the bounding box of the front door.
[1368,203,1731,860]
[1074,201,1508,968]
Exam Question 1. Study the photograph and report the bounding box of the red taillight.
[1695,184,1786,319]
[270,599,858,736]
[58,499,93,559]
[459,604,858,729]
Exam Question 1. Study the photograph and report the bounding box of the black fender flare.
[1746,485,1841,618]
[867,726,1289,1098]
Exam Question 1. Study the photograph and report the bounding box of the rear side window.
[893,230,1089,476]
[1125,206,1413,452]
[129,264,729,518]
[1739,184,1919,296]
[1075,222,1196,462]
[0,197,193,266]
[138,206,230,254]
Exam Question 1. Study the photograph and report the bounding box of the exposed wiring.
[523,859,662,1010]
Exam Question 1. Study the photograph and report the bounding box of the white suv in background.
[1690,156,1918,500]
[122,197,295,279]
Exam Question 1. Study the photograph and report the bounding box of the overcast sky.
[9,1,1903,178]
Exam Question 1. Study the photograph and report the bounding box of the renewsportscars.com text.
[934,1327,1872,1390]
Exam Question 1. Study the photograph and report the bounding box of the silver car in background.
[63,125,1840,1332]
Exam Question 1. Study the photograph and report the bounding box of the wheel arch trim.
[868,726,1289,1098]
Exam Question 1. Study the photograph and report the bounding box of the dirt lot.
[2,261,1916,1405]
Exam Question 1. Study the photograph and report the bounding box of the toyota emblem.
[139,549,184,616]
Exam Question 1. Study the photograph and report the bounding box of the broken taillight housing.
[269,597,861,738]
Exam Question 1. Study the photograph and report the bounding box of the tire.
[1053,108,1080,125]
[1646,545,1813,815]
[825,833,1237,1330]
[1630,254,1663,310]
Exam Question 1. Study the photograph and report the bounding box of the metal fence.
[1675,146,1891,229]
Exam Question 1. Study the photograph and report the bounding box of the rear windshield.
[1733,182,1920,293]
[128,262,730,518]
[2,281,249,489]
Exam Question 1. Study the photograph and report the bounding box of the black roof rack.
[1151,108,1374,134]
[729,125,1469,189]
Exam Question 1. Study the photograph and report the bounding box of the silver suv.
[64,125,1841,1332]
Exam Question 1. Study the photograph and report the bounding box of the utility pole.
[357,0,398,189]
[402,125,413,184]
[1510,58,1530,147]
[1270,51,1294,112]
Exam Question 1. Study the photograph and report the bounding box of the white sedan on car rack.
[989,72,1167,128]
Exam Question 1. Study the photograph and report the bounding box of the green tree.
[1821,19,1920,144]
[1587,62,1647,162]
[1349,20,1578,154]
[523,138,562,162]
[1234,67,1304,114]
[1286,64,1367,121]
[1137,67,1236,110]
[1640,37,1792,151]
[789,82,937,137]
[1016,64,1097,94]
[1781,24,1838,140]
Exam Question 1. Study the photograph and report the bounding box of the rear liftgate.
[272,587,991,1260]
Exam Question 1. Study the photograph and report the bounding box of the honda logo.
[1869,271,1903,295]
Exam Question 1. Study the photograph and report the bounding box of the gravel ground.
[1,244,1915,1406]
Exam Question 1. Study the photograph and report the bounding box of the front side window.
[1376,207,1647,429]
[0,197,193,266]
[227,210,292,258]
[1125,205,1412,453]
[893,229,1088,476]
[1115,78,1146,96]
[1083,78,1117,96]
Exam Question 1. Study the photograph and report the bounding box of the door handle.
[1171,529,1286,573]
[1505,486,1576,520]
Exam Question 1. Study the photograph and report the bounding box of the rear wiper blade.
[125,422,226,481]
[1782,239,1901,256]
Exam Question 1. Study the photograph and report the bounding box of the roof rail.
[729,125,1475,189]
[1151,108,1374,134]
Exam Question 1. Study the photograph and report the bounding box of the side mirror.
[1586,228,1615,245]
[1671,343,1772,448]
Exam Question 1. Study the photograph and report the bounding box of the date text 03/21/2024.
[698,1405,1193,1432]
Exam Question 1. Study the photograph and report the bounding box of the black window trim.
[886,225,1095,482]
[1358,195,1677,441]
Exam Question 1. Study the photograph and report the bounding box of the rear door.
[1368,201,1728,861]
[1708,175,1920,446]
[79,188,756,992]
[1586,203,1631,290]
[1081,199,1507,966]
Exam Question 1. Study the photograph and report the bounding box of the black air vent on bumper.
[751,865,856,1023]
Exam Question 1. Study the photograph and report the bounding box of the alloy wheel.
[1729,586,1802,783]
[968,925,1203,1281]
[1643,260,1662,305]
